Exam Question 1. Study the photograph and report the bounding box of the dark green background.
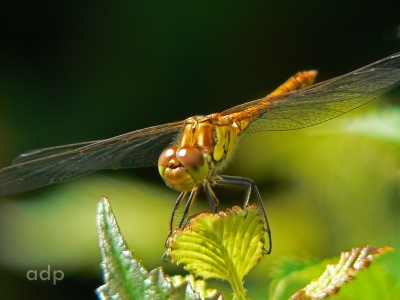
[0,1,399,299]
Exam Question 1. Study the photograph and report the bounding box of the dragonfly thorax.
[158,146,209,192]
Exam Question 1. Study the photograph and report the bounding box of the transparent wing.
[12,141,100,164]
[2,53,399,195]
[221,52,400,132]
[0,121,183,195]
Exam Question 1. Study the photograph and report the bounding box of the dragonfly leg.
[169,191,187,233]
[164,191,187,250]
[177,183,220,227]
[168,184,216,235]
[205,181,219,213]
[162,184,222,260]
[214,175,272,254]
[178,188,199,228]
[164,189,198,252]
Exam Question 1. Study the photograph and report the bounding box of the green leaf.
[170,274,223,299]
[269,257,329,300]
[96,197,222,300]
[290,246,393,299]
[165,205,267,299]
[329,245,400,300]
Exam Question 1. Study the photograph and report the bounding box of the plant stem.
[229,270,247,300]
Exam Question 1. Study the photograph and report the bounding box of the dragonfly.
[1,53,400,254]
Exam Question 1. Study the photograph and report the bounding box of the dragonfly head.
[158,146,209,192]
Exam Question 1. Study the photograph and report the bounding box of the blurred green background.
[0,1,399,299]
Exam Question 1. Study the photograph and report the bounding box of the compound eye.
[176,146,209,183]
[176,146,204,168]
[158,146,178,167]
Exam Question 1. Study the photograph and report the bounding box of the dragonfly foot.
[243,205,249,219]
[161,250,171,262]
